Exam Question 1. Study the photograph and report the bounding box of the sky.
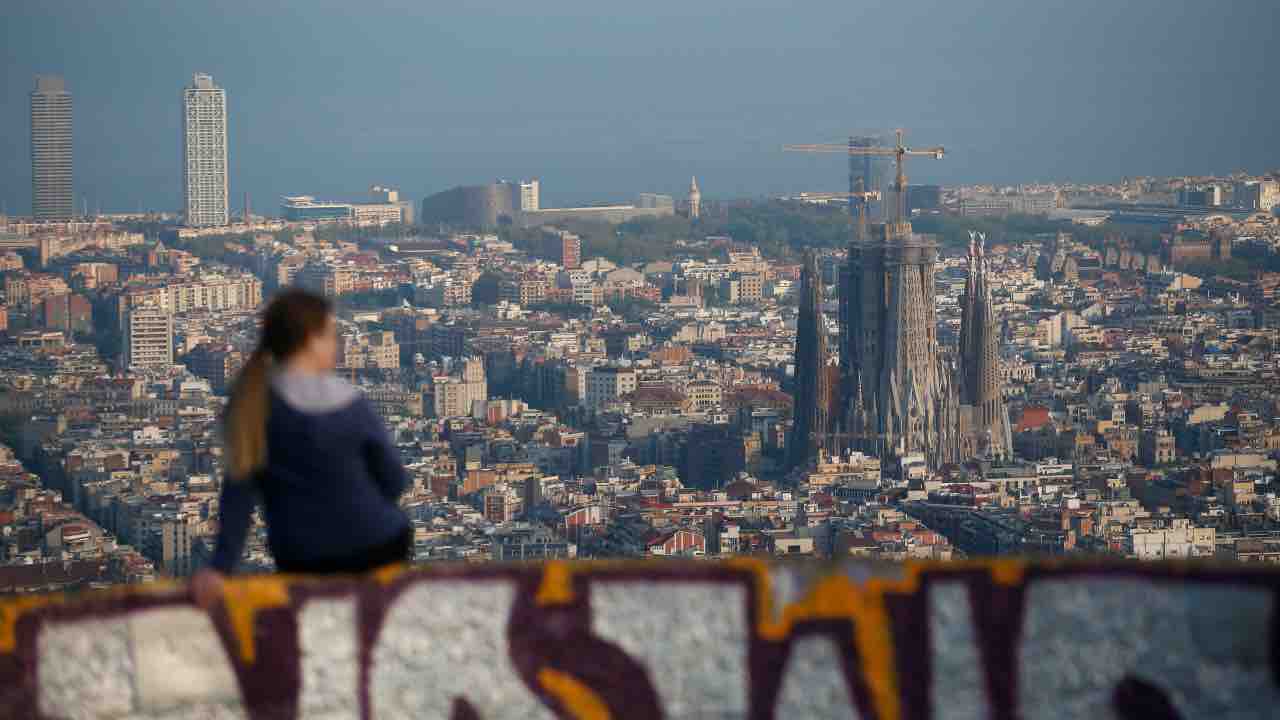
[2,0,1277,215]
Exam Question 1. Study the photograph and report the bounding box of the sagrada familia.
[788,139,1010,472]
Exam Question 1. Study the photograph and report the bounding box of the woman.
[192,290,410,608]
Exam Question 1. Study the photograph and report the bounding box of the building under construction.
[788,131,1011,472]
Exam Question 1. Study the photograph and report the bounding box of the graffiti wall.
[2,558,1278,719]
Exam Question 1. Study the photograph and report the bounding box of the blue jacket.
[210,372,410,573]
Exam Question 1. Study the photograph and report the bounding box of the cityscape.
[4,2,1280,717]
[4,65,1280,586]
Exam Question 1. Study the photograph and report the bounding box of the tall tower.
[959,232,1011,459]
[183,73,229,227]
[30,75,73,221]
[688,176,701,220]
[788,250,833,470]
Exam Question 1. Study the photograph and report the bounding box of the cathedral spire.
[788,250,831,471]
[959,231,1011,459]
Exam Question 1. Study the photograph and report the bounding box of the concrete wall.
[2,558,1278,719]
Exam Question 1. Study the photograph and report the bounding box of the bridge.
[2,557,1277,719]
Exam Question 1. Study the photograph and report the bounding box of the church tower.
[688,177,701,220]
[788,250,833,470]
[959,232,1012,459]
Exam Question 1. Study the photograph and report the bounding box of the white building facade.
[183,73,229,227]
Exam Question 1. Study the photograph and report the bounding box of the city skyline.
[3,1,1279,216]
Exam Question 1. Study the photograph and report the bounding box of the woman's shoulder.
[271,371,363,416]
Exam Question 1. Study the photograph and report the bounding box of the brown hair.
[225,289,333,479]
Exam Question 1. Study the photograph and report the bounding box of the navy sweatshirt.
[210,371,410,573]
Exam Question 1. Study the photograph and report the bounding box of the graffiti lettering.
[2,560,1278,720]
[369,579,556,719]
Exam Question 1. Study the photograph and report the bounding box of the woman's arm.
[209,477,256,573]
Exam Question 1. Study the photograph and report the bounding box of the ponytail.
[224,288,333,481]
[225,348,272,481]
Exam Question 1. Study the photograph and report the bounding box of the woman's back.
[260,372,409,565]
[209,372,409,573]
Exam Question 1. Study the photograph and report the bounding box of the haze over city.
[3,0,1279,214]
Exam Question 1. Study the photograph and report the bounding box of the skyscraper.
[30,75,73,221]
[688,177,701,220]
[847,135,890,222]
[182,73,228,227]
[788,250,833,470]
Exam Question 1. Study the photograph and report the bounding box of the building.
[118,273,262,314]
[788,251,834,469]
[419,182,519,228]
[1178,186,1222,207]
[1234,180,1280,212]
[182,343,244,394]
[638,193,674,211]
[280,195,409,225]
[519,180,540,212]
[182,73,229,227]
[585,366,637,410]
[907,185,942,214]
[723,272,763,304]
[30,75,73,221]
[126,305,174,369]
[845,135,892,221]
[957,234,1012,459]
[540,228,582,269]
[39,293,92,334]
[688,177,701,219]
[515,204,673,229]
[297,262,354,297]
[838,157,994,470]
[432,358,487,418]
[342,331,399,370]
[280,196,351,221]
[959,193,1057,217]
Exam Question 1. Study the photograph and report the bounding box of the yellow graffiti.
[372,561,410,586]
[0,594,64,653]
[219,574,291,663]
[536,561,575,606]
[539,667,612,720]
[740,558,913,720]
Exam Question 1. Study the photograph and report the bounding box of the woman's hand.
[190,568,226,612]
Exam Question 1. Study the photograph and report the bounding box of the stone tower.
[842,214,959,468]
[959,232,1012,459]
[688,177,701,220]
[788,250,832,470]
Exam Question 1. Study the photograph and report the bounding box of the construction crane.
[786,190,883,202]
[784,129,945,225]
[786,187,883,242]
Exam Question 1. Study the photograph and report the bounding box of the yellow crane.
[790,186,883,241]
[788,190,883,202]
[784,129,945,226]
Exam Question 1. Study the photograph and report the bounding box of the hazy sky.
[3,0,1277,214]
